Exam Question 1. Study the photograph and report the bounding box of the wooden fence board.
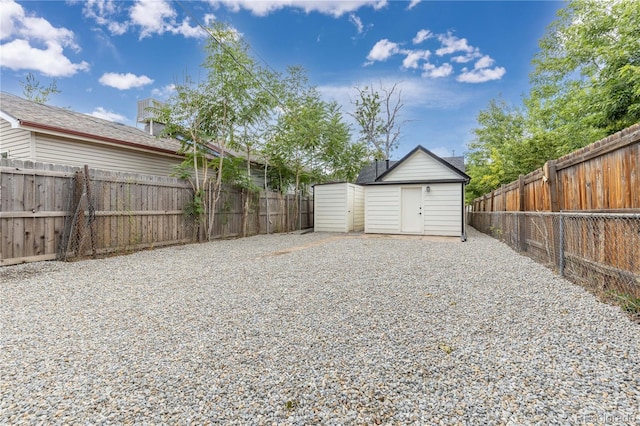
[1,159,314,265]
[472,124,640,213]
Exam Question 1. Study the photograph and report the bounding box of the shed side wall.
[314,183,347,232]
[353,185,365,232]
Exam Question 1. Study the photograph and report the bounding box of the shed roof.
[0,92,183,156]
[356,146,468,185]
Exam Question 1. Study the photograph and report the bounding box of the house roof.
[355,160,399,184]
[0,92,182,156]
[355,146,469,185]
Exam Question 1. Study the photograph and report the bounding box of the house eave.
[374,145,471,183]
[17,120,182,158]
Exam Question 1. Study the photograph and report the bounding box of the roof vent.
[137,98,166,137]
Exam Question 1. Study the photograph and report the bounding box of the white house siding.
[0,118,32,159]
[364,185,400,234]
[353,185,365,232]
[314,183,348,232]
[423,183,462,236]
[382,150,460,182]
[35,134,183,176]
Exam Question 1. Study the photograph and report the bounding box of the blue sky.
[1,0,563,160]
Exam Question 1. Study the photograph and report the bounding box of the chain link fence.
[469,211,640,315]
[60,167,198,261]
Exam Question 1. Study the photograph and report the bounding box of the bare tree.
[351,82,408,160]
[379,82,407,160]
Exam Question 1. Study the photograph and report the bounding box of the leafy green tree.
[20,72,60,103]
[351,85,384,159]
[156,76,219,239]
[466,99,527,200]
[320,102,367,182]
[530,0,640,145]
[466,0,640,202]
[160,23,277,240]
[267,66,325,196]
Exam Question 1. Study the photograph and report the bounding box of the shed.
[359,146,470,240]
[313,182,364,232]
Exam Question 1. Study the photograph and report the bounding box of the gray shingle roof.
[355,151,467,185]
[355,160,399,184]
[0,92,182,155]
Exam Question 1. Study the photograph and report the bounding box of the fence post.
[544,160,559,212]
[518,175,526,251]
[558,213,565,276]
[83,165,97,258]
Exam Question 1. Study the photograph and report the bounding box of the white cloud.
[402,50,430,69]
[151,84,176,98]
[99,72,154,90]
[0,0,23,40]
[412,29,432,45]
[474,55,494,69]
[203,14,217,26]
[363,29,505,84]
[317,76,468,120]
[422,63,453,79]
[170,18,205,38]
[450,53,478,64]
[87,107,127,122]
[207,0,388,18]
[457,66,506,83]
[435,32,477,56]
[349,14,364,34]
[0,39,90,77]
[81,0,205,39]
[1,1,79,50]
[366,39,401,62]
[81,0,129,35]
[0,1,89,77]
[407,0,421,10]
[130,0,176,38]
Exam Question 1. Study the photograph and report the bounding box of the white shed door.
[401,187,422,233]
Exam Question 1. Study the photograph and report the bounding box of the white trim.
[0,110,19,127]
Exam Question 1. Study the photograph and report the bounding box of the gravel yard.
[1,228,639,425]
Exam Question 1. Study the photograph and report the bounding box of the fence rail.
[469,211,640,301]
[1,159,313,266]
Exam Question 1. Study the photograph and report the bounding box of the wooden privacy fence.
[471,123,640,213]
[1,159,313,266]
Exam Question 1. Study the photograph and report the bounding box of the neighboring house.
[314,146,470,239]
[0,92,186,176]
[0,92,269,186]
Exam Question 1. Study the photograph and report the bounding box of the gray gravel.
[1,228,639,425]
